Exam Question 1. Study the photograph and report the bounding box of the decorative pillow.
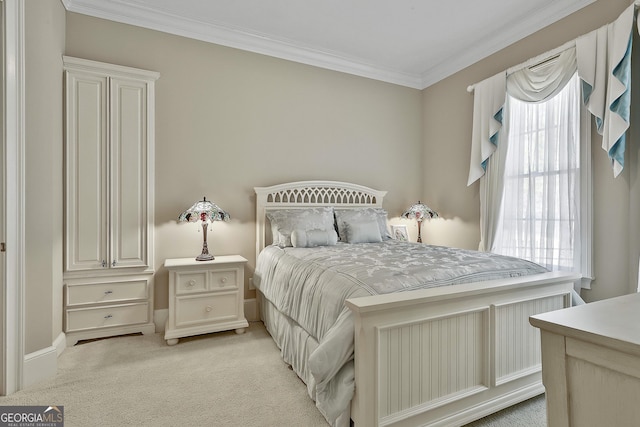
[334,208,390,241]
[266,207,335,247]
[344,219,383,243]
[291,229,338,248]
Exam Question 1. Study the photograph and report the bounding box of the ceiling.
[62,0,596,89]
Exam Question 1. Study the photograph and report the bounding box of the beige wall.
[422,0,636,302]
[64,13,424,310]
[24,0,65,353]
[22,0,638,356]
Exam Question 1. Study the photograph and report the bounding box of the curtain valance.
[507,48,577,103]
[467,72,505,186]
[467,3,636,184]
[576,3,634,177]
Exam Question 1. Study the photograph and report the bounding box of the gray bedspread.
[253,240,547,424]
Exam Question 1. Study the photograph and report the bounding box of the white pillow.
[334,208,390,241]
[266,207,335,247]
[344,219,383,243]
[291,229,339,247]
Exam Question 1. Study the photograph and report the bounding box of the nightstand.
[164,255,248,345]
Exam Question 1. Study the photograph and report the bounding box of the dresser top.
[530,291,640,354]
[164,255,247,268]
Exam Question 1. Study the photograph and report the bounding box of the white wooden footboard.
[346,271,577,427]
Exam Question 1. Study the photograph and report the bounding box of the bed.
[252,180,578,427]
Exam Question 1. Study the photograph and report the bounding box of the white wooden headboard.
[254,180,387,263]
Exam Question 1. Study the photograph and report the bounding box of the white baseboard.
[154,309,168,332]
[26,300,259,390]
[244,298,258,321]
[53,332,66,357]
[23,346,58,389]
[154,299,259,332]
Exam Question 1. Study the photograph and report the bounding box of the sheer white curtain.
[478,124,508,253]
[469,4,634,286]
[470,72,508,252]
[493,74,581,272]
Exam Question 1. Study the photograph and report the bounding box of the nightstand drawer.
[66,302,149,332]
[176,271,207,294]
[66,280,148,306]
[175,292,239,327]
[209,269,238,291]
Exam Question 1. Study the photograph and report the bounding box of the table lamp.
[401,201,438,243]
[178,197,230,261]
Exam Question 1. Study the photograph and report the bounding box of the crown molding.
[419,0,597,88]
[63,0,596,90]
[421,0,596,88]
[62,0,424,88]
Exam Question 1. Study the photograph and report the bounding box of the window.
[493,73,585,273]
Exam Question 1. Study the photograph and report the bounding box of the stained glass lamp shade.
[401,201,438,243]
[178,197,230,261]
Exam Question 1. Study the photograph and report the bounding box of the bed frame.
[254,180,577,427]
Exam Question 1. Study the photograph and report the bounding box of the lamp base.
[196,253,215,261]
[196,222,215,261]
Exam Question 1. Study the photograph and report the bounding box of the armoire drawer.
[66,280,148,306]
[66,302,149,332]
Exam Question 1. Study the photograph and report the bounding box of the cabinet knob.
[187,280,196,287]
[205,306,212,313]
[101,260,107,268]
[104,314,113,320]
[104,290,113,295]
[220,277,228,285]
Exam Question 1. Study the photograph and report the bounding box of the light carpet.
[1,322,546,426]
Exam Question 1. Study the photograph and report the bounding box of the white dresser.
[164,256,249,345]
[530,292,640,427]
[63,56,159,345]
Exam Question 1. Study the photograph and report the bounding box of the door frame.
[1,0,25,396]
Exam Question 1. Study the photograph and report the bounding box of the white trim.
[61,0,423,89]
[62,55,159,81]
[244,298,258,322]
[153,308,168,333]
[2,0,25,396]
[62,0,596,89]
[421,0,595,88]
[0,0,5,396]
[22,346,57,389]
[53,332,66,358]
[579,100,594,289]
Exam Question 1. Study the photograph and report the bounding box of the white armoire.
[63,56,159,346]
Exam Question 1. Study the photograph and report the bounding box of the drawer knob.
[104,290,113,295]
[205,306,212,313]
[220,277,228,285]
[104,314,113,320]
[187,280,196,287]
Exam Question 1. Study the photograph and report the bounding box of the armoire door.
[65,71,109,272]
[109,77,149,269]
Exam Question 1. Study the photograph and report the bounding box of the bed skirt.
[258,291,350,427]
